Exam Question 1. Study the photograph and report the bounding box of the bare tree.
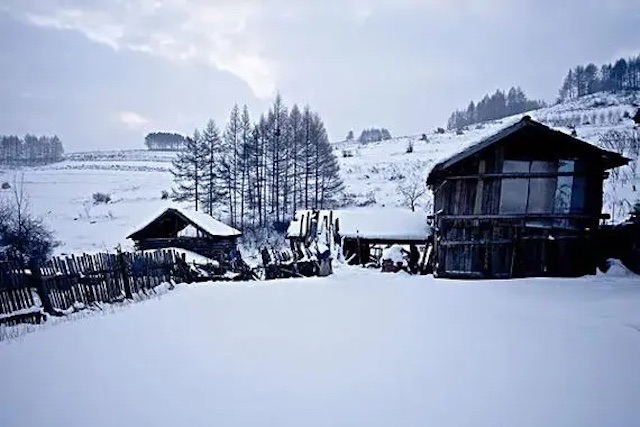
[398,171,427,212]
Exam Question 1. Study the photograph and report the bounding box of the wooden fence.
[0,249,190,328]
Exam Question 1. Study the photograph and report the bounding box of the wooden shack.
[426,116,629,279]
[127,207,241,265]
[287,208,432,266]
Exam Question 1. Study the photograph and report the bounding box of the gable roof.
[426,116,629,186]
[127,207,241,240]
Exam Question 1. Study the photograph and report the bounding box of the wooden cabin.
[426,116,629,279]
[127,207,241,265]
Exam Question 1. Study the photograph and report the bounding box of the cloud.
[118,111,151,130]
[9,0,276,98]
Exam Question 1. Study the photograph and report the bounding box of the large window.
[499,160,584,215]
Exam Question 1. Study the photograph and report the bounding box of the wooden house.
[127,207,241,265]
[426,116,628,279]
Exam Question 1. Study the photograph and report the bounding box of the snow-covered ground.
[0,164,174,254]
[1,266,640,427]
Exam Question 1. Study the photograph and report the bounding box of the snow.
[1,91,637,257]
[130,206,242,239]
[335,208,432,240]
[287,208,431,241]
[598,258,636,277]
[1,267,640,427]
[380,244,406,264]
[171,206,242,237]
[336,91,639,220]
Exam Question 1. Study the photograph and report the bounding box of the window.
[499,159,583,215]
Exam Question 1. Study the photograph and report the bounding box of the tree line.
[145,132,186,151]
[558,54,640,101]
[171,95,344,229]
[0,135,64,165]
[347,128,393,143]
[447,87,546,130]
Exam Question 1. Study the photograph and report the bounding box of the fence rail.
[0,249,189,328]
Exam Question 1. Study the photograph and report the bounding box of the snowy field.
[1,266,640,427]
[0,162,175,254]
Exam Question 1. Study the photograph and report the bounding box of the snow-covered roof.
[128,206,241,240]
[287,208,432,241]
[427,115,629,185]
[172,207,241,237]
[336,208,432,240]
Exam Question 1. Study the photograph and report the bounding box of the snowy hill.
[1,92,638,255]
[336,92,640,220]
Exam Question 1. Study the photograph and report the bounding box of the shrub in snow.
[1,182,10,190]
[92,192,111,205]
[435,127,446,134]
[161,190,169,200]
[0,181,57,265]
[406,141,414,154]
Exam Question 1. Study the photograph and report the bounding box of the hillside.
[336,91,640,221]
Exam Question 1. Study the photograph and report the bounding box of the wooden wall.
[134,237,237,266]
[431,128,607,279]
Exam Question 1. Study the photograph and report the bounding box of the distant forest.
[145,132,186,151]
[447,87,546,130]
[356,128,392,143]
[558,54,640,101]
[0,135,64,165]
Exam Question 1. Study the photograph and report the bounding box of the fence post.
[28,260,57,316]
[117,248,133,300]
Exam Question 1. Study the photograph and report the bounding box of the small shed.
[427,116,629,279]
[287,208,432,265]
[127,207,241,265]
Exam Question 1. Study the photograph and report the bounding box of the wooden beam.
[473,159,485,215]
[444,171,587,180]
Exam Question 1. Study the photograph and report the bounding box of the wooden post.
[28,260,57,316]
[117,248,133,300]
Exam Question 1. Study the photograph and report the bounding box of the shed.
[427,116,629,279]
[287,208,432,265]
[127,207,241,265]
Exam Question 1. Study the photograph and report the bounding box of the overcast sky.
[1,1,639,152]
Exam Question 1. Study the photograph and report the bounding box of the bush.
[406,141,414,153]
[1,182,10,190]
[92,192,112,205]
[0,186,57,265]
[161,190,169,200]
[436,127,446,134]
